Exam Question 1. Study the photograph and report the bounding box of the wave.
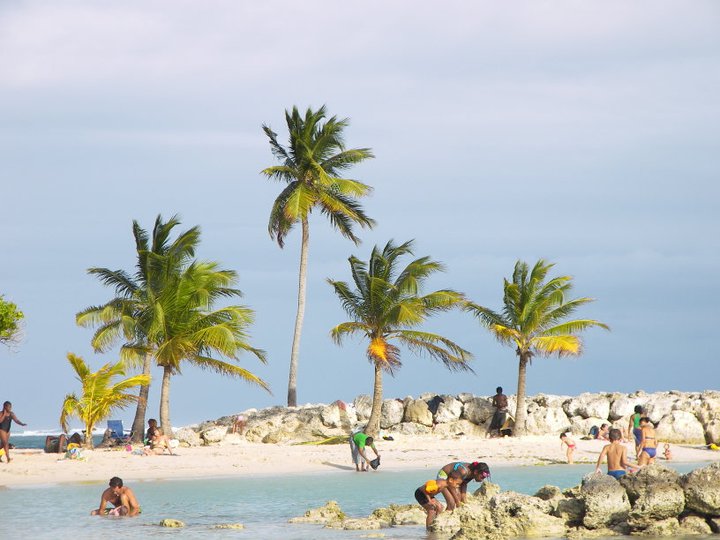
[15,427,107,437]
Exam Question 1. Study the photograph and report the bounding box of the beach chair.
[107,420,127,442]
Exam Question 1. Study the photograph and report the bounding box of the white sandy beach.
[1,435,717,488]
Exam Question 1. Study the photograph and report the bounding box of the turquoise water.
[0,463,709,539]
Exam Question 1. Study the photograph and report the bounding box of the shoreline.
[1,435,717,489]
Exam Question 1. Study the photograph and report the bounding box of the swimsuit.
[0,415,11,432]
[607,470,626,479]
[643,447,657,458]
[437,462,468,480]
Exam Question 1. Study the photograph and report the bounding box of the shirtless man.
[638,417,658,466]
[489,387,508,438]
[595,428,633,479]
[91,477,141,516]
[0,401,27,463]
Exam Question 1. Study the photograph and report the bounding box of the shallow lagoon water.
[0,462,709,539]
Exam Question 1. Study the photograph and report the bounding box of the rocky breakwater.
[289,463,720,538]
[176,390,720,446]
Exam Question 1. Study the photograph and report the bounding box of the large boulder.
[619,464,684,530]
[564,393,610,420]
[486,491,566,538]
[609,395,642,421]
[392,422,432,436]
[569,416,606,437]
[525,402,570,435]
[645,393,679,424]
[678,515,713,535]
[461,397,496,425]
[370,503,424,526]
[201,426,227,444]
[174,427,202,447]
[380,399,404,429]
[694,393,720,426]
[581,473,631,529]
[288,500,346,527]
[655,410,706,444]
[435,396,463,424]
[641,517,680,536]
[353,395,373,421]
[403,399,433,426]
[705,419,720,444]
[681,462,720,516]
[432,419,486,438]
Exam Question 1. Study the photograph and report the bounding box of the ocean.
[0,461,709,539]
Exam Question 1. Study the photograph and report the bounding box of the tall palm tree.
[262,105,375,407]
[60,353,150,449]
[328,240,472,436]
[76,215,199,443]
[150,260,269,432]
[466,260,609,436]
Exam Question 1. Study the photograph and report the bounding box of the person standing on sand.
[349,431,379,472]
[560,432,576,464]
[637,417,658,466]
[0,401,26,463]
[489,387,508,438]
[414,471,463,529]
[595,428,634,479]
[91,477,141,516]
[628,405,645,458]
[436,461,491,510]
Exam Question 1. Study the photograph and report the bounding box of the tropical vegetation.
[262,105,375,407]
[59,353,150,449]
[0,295,23,347]
[466,259,609,436]
[328,240,472,435]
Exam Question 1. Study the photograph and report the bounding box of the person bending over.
[415,471,463,529]
[436,461,490,510]
[349,431,379,472]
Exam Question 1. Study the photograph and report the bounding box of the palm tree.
[328,240,472,436]
[0,295,23,347]
[150,260,269,432]
[59,353,150,449]
[466,259,609,436]
[262,105,375,407]
[76,215,199,443]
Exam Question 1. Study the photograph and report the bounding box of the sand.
[1,434,718,487]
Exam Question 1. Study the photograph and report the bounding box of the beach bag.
[369,456,380,470]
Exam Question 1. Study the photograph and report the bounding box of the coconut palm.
[328,240,472,436]
[76,215,199,442]
[59,353,150,449]
[262,105,375,407]
[149,260,269,432]
[466,259,609,436]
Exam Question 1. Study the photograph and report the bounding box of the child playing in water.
[414,471,463,529]
[595,428,634,479]
[560,432,576,464]
[663,443,672,460]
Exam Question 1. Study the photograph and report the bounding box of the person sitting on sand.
[0,401,26,463]
[638,417,657,466]
[91,476,141,516]
[143,418,174,455]
[663,443,672,460]
[560,432,576,464]
[597,423,610,441]
[596,428,634,479]
[415,471,463,529]
[349,430,379,472]
[436,461,490,510]
[488,387,508,438]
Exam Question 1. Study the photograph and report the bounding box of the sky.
[1,1,719,432]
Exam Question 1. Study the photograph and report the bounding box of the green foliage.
[0,295,24,346]
[59,353,150,448]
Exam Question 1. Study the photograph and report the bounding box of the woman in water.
[0,401,26,463]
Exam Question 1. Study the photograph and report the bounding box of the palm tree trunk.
[287,217,309,407]
[84,422,94,450]
[130,352,153,443]
[365,362,383,437]
[159,366,173,437]
[514,353,530,436]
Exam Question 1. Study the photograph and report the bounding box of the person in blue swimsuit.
[0,401,26,463]
[638,417,658,466]
[595,428,633,479]
[436,461,490,509]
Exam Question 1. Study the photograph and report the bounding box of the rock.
[525,403,570,435]
[200,426,227,444]
[320,403,342,428]
[403,399,433,426]
[261,429,292,444]
[535,485,563,501]
[289,501,346,526]
[569,416,606,437]
[681,462,720,516]
[608,394,636,421]
[341,518,382,530]
[486,491,566,538]
[564,393,610,420]
[678,515,712,535]
[581,473,631,529]
[212,523,244,529]
[709,517,720,533]
[431,419,486,438]
[457,393,474,403]
[555,496,585,526]
[380,399,404,429]
[174,427,202,447]
[354,395,373,421]
[159,519,185,527]
[370,503,424,526]
[694,394,720,426]
[434,396,463,424]
[473,480,501,500]
[619,465,684,529]
[393,422,432,436]
[640,517,679,536]
[644,394,677,424]
[461,397,495,425]
[655,410,706,444]
[704,419,720,444]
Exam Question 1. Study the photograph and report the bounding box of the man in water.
[349,431,380,472]
[489,387,508,438]
[595,428,634,479]
[91,476,141,516]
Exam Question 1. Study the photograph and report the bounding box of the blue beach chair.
[107,420,127,442]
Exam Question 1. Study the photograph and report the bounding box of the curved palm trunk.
[130,352,153,443]
[514,353,530,436]
[365,362,383,437]
[84,421,95,449]
[287,217,309,407]
[159,366,173,437]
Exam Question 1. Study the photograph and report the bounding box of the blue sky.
[1,1,718,431]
